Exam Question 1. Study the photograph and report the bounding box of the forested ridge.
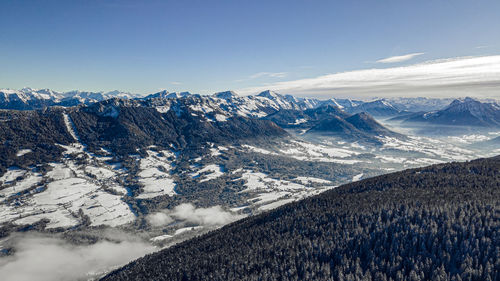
[0,99,287,173]
[102,156,500,281]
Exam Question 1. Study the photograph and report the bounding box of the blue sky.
[1,0,500,98]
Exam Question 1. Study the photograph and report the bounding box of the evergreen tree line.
[102,156,500,281]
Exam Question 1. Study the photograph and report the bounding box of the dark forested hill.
[102,156,500,281]
[69,98,287,155]
[0,98,287,173]
[263,105,402,143]
[0,108,74,173]
[263,105,350,129]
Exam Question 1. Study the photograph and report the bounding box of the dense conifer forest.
[102,156,500,281]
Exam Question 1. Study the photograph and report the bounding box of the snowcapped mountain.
[142,90,328,119]
[59,90,137,106]
[4,87,496,128]
[213,91,238,100]
[0,88,62,110]
[401,97,500,127]
[346,99,401,117]
[335,97,452,115]
[197,90,350,118]
[0,88,137,109]
[318,98,344,109]
[254,90,317,110]
[386,97,455,112]
[256,90,280,99]
[334,98,363,110]
[143,90,192,99]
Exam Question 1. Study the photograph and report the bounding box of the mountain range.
[0,88,137,110]
[0,87,487,115]
[394,97,500,128]
[2,87,499,148]
[1,86,499,281]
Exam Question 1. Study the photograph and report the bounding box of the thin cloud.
[147,211,173,227]
[171,203,241,226]
[376,52,425,63]
[171,81,182,85]
[147,203,243,227]
[237,55,500,99]
[249,72,288,79]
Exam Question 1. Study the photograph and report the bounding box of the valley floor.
[0,122,498,280]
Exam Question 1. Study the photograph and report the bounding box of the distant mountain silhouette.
[400,97,500,127]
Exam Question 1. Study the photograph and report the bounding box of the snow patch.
[0,167,26,184]
[288,118,307,125]
[62,113,79,142]
[352,173,363,182]
[190,164,224,183]
[294,177,332,185]
[136,150,176,199]
[16,149,32,157]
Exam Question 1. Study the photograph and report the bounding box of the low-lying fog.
[0,233,154,281]
[0,203,244,281]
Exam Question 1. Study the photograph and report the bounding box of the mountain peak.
[446,97,484,110]
[144,90,191,99]
[320,98,344,109]
[20,87,36,93]
[152,90,170,97]
[257,90,281,99]
[347,99,400,116]
[214,91,238,100]
[284,94,301,103]
[370,99,396,108]
[464,97,477,103]
[166,91,191,99]
[314,104,345,114]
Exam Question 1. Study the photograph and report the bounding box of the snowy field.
[136,150,177,199]
[0,128,491,233]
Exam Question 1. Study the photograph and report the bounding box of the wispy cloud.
[376,52,425,63]
[249,72,288,79]
[235,72,288,83]
[171,81,182,85]
[238,55,500,99]
[147,203,243,227]
[170,203,240,226]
